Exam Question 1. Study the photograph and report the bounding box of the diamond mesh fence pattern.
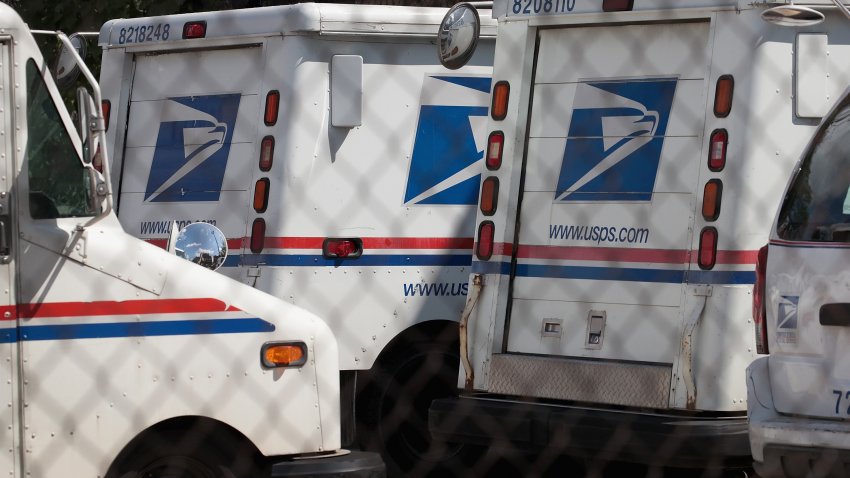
[13,2,850,478]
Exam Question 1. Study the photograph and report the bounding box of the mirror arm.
[828,0,850,21]
[54,31,114,221]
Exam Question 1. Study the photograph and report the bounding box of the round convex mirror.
[174,222,228,271]
[54,33,87,90]
[760,5,825,27]
[438,3,481,70]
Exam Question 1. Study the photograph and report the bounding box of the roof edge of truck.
[98,3,496,48]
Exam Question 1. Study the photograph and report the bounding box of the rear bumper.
[429,395,749,468]
[748,357,850,478]
[270,450,385,478]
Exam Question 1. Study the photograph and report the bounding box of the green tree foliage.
[7,0,457,35]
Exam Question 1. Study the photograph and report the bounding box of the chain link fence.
[15,1,850,477]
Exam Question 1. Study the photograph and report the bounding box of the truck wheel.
[108,431,259,478]
[357,334,476,477]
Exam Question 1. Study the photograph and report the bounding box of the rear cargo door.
[117,46,263,272]
[502,23,710,408]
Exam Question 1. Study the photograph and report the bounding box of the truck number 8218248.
[512,0,576,14]
[118,24,171,44]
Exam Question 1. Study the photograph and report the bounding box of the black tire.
[356,328,478,477]
[108,430,260,478]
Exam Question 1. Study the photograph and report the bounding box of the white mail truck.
[429,0,850,469]
[96,4,494,474]
[0,3,382,477]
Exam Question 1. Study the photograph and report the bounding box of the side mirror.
[438,3,481,70]
[760,5,824,26]
[173,222,229,271]
[54,33,87,90]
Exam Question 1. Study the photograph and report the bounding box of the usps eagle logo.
[145,94,241,202]
[403,75,491,205]
[555,78,677,202]
[778,295,799,330]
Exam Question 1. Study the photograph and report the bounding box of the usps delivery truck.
[0,4,383,477]
[428,0,850,468]
[96,4,494,474]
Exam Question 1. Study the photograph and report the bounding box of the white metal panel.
[534,22,710,84]
[511,273,684,307]
[507,299,681,363]
[685,285,756,410]
[796,33,829,119]
[118,190,249,240]
[255,263,471,369]
[129,47,263,101]
[520,191,695,250]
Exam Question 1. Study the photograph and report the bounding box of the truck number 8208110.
[512,0,576,15]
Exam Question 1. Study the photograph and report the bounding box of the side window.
[25,60,92,219]
[777,103,850,242]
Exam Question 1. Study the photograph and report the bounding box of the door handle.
[820,303,850,326]
[0,216,11,264]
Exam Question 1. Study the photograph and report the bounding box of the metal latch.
[541,319,563,338]
[585,310,606,350]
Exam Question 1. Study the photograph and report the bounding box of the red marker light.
[714,75,734,118]
[323,238,363,259]
[182,21,207,39]
[480,177,499,216]
[702,180,722,222]
[264,91,280,126]
[101,100,111,131]
[476,221,495,261]
[698,227,717,270]
[250,219,266,253]
[253,178,270,213]
[603,0,633,11]
[491,81,510,121]
[753,245,769,354]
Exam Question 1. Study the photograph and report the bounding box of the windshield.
[777,100,850,242]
